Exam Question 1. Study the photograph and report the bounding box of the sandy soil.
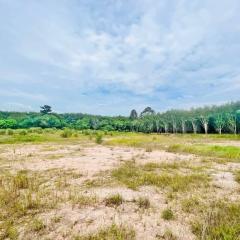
[1,142,240,240]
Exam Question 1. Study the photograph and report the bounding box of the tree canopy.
[0,101,240,134]
[40,105,52,115]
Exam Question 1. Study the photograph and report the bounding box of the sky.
[0,0,240,116]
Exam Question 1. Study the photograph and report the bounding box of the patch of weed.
[191,201,240,240]
[161,208,174,221]
[135,196,150,209]
[105,193,123,207]
[112,162,209,191]
[74,223,135,240]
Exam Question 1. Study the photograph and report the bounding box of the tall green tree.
[140,107,155,118]
[40,105,52,114]
[130,109,138,119]
[214,113,226,134]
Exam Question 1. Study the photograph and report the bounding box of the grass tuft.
[161,208,174,221]
[159,229,177,240]
[74,223,135,240]
[135,196,150,209]
[181,197,201,213]
[30,218,46,232]
[95,134,103,144]
[105,193,123,207]
[60,128,73,138]
[234,170,240,183]
[112,162,209,191]
[191,201,240,240]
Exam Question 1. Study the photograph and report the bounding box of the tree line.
[0,102,240,134]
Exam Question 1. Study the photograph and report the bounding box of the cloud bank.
[0,0,240,115]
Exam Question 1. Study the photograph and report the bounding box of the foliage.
[40,105,52,114]
[60,128,73,138]
[130,109,138,119]
[140,106,155,118]
[95,134,103,144]
[161,208,174,220]
[0,101,240,134]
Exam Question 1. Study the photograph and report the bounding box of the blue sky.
[0,0,240,115]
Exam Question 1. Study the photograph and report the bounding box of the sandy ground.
[1,142,240,240]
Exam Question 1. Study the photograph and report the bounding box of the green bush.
[0,129,6,135]
[6,129,14,135]
[60,128,72,138]
[95,134,103,144]
[18,130,27,136]
[161,208,174,220]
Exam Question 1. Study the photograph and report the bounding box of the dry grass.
[191,201,240,240]
[161,208,174,221]
[135,196,151,209]
[0,131,239,240]
[235,170,240,183]
[111,161,210,191]
[0,169,94,239]
[0,171,54,238]
[105,193,124,207]
[74,224,135,240]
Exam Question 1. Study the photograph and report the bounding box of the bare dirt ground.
[0,140,240,240]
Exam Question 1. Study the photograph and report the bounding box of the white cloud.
[0,89,47,101]
[0,0,240,114]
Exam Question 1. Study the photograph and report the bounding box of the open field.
[0,129,240,240]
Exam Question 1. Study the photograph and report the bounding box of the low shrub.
[135,197,150,209]
[105,194,123,207]
[95,134,103,144]
[60,128,72,138]
[161,208,174,220]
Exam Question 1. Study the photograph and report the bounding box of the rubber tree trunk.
[203,122,208,134]
[191,121,197,134]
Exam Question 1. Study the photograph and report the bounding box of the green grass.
[168,144,240,162]
[106,133,240,147]
[192,201,240,240]
[74,224,135,240]
[111,162,210,191]
[0,129,91,144]
[1,130,239,148]
[105,133,240,163]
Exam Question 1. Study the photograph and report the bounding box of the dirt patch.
[212,171,238,190]
[1,141,240,240]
